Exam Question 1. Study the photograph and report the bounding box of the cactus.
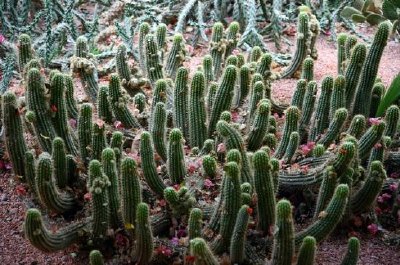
[26,68,56,152]
[2,91,28,177]
[265,133,278,150]
[173,67,189,140]
[225,21,240,58]
[23,208,87,252]
[145,34,164,85]
[202,155,217,179]
[301,57,314,82]
[283,131,300,163]
[156,23,167,59]
[296,236,316,265]
[52,137,68,189]
[201,139,215,155]
[332,141,356,176]
[91,123,107,161]
[165,34,186,79]
[210,22,225,77]
[230,205,250,264]
[134,203,154,265]
[24,151,37,195]
[295,184,349,248]
[36,153,77,214]
[330,75,346,121]
[64,75,79,120]
[188,208,203,240]
[89,250,104,265]
[318,108,348,148]
[353,22,391,117]
[208,65,237,137]
[116,44,131,83]
[151,79,168,119]
[202,55,214,88]
[281,12,310,78]
[312,144,325,157]
[274,106,300,159]
[358,121,386,160]
[225,54,238,66]
[134,93,146,113]
[102,148,122,229]
[18,34,34,72]
[248,99,271,151]
[97,86,113,124]
[249,46,263,62]
[78,103,93,165]
[108,74,140,129]
[344,44,367,109]
[345,35,358,60]
[257,53,273,83]
[248,81,265,124]
[110,131,123,170]
[89,161,110,240]
[211,161,241,254]
[340,237,360,265]
[151,102,167,162]
[190,238,219,265]
[189,71,208,148]
[234,64,251,108]
[313,166,337,219]
[164,186,195,216]
[138,22,150,75]
[167,128,186,184]
[140,132,166,197]
[207,82,218,115]
[271,199,294,265]
[351,160,386,214]
[347,114,366,139]
[384,105,399,138]
[291,79,307,110]
[253,150,276,234]
[337,33,347,74]
[299,81,318,140]
[121,157,142,233]
[369,82,385,118]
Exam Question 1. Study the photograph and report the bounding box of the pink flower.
[114,120,124,129]
[204,179,214,189]
[84,193,92,201]
[390,172,400,179]
[155,245,172,257]
[382,193,392,201]
[367,223,379,235]
[368,118,381,125]
[300,142,315,156]
[170,237,179,246]
[158,199,166,207]
[231,111,239,122]
[374,143,382,149]
[390,183,398,192]
[0,34,5,44]
[69,119,77,129]
[15,185,27,196]
[95,119,105,128]
[217,143,226,153]
[232,49,240,55]
[375,207,383,215]
[377,196,384,203]
[188,161,199,174]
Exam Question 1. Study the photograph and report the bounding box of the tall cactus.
[134,203,154,265]
[299,81,318,140]
[301,57,314,82]
[189,71,208,148]
[337,33,347,75]
[52,137,68,189]
[138,22,150,74]
[173,67,189,140]
[318,108,348,148]
[18,34,34,72]
[190,238,219,265]
[291,79,307,110]
[145,34,164,85]
[274,106,300,159]
[248,81,265,124]
[247,99,271,151]
[151,102,167,162]
[330,75,346,121]
[116,44,131,84]
[347,114,366,139]
[340,237,360,265]
[384,105,400,138]
[167,128,186,184]
[210,22,225,77]
[358,121,386,160]
[230,204,250,264]
[188,208,203,240]
[165,34,186,79]
[234,64,251,108]
[296,236,316,265]
[97,86,113,124]
[78,103,93,165]
[203,55,214,86]
[313,166,337,219]
[64,74,79,120]
[225,21,240,58]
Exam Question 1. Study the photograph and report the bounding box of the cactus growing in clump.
[353,22,391,117]
[249,46,263,62]
[283,131,300,164]
[89,161,110,240]
[271,199,294,265]
[340,237,360,265]
[110,131,123,170]
[257,53,273,83]
[265,133,278,150]
[291,79,307,109]
[202,155,217,179]
[384,105,400,138]
[280,12,310,78]
[2,91,28,177]
[190,238,219,265]
[337,33,348,75]
[108,74,140,129]
[121,157,142,233]
[201,139,215,155]
[358,121,386,160]
[97,86,113,124]
[89,250,104,265]
[151,102,167,162]
[225,21,240,58]
[210,22,225,77]
[211,161,241,254]
[36,152,77,214]
[318,108,348,148]
[208,65,237,137]
[167,128,186,184]
[203,55,214,87]
[234,64,251,108]
[332,141,356,176]
[23,208,88,252]
[164,186,195,216]
[26,68,57,152]
[312,144,325,157]
[345,35,358,60]
[347,115,366,139]
[301,57,314,82]
[140,132,166,197]
[156,23,167,58]
[295,184,349,248]
[134,203,154,265]
[165,34,186,79]
[151,79,168,119]
[296,236,316,265]
[351,161,386,214]
[225,55,238,66]
[369,82,385,118]
[330,75,346,121]
[173,67,189,140]
[52,137,68,189]
[64,75,79,120]
[313,166,337,220]
[91,123,107,161]
[189,71,207,149]
[248,81,265,124]
[248,99,271,151]
[116,44,131,84]
[78,103,93,166]
[299,81,318,140]
[207,82,218,115]
[274,106,300,159]
[18,34,34,72]
[24,151,37,195]
[188,208,203,240]
[145,34,164,85]
[133,93,146,114]
[138,22,150,74]
[230,204,251,264]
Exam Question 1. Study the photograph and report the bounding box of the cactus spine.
[370,82,385,118]
[202,155,217,179]
[230,204,250,264]
[248,99,271,151]
[173,67,189,140]
[248,81,265,123]
[225,21,240,57]
[138,22,150,74]
[145,34,164,85]
[165,34,186,79]
[274,106,300,159]
[299,81,318,140]
[18,34,34,71]
[188,208,203,240]
[134,203,154,265]
[189,71,208,148]
[358,121,386,160]
[116,44,131,84]
[283,131,300,163]
[347,115,366,139]
[203,55,214,86]
[330,75,346,121]
[151,102,167,161]
[167,128,186,184]
[313,166,337,219]
[64,75,79,120]
[384,105,400,138]
[210,22,225,77]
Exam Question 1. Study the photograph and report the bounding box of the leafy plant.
[376,74,400,116]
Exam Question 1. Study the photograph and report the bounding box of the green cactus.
[2,91,28,177]
[145,34,164,85]
[208,65,237,137]
[210,22,225,77]
[369,82,385,118]
[202,155,217,179]
[26,68,56,152]
[18,34,34,72]
[351,160,386,214]
[291,79,307,110]
[164,186,195,216]
[89,250,104,265]
[63,75,79,120]
[241,183,252,205]
[36,152,77,214]
[151,102,167,162]
[207,82,218,115]
[347,115,366,139]
[332,141,356,176]
[138,22,150,74]
[248,81,265,124]
[330,75,346,121]
[225,21,240,58]
[156,23,167,59]
[110,131,124,170]
[249,46,263,62]
[295,184,349,248]
[384,105,399,138]
[271,199,294,265]
[358,121,386,160]
[352,22,391,117]
[165,34,186,79]
[265,133,278,150]
[108,74,140,129]
[24,151,37,195]
[318,108,348,148]
[345,35,358,60]
[299,81,318,141]
[312,144,325,157]
[344,44,367,109]
[283,131,300,164]
[173,67,189,140]
[116,44,131,83]
[337,33,348,74]
[91,123,107,161]
[151,79,168,119]
[201,139,215,155]
[167,128,186,184]
[281,12,310,78]
[203,55,214,86]
[257,53,273,83]
[296,236,316,265]
[274,106,300,159]
[23,208,87,252]
[140,132,166,197]
[225,54,238,66]
[230,204,250,264]
[190,238,219,265]
[97,86,113,124]
[301,57,314,82]
[133,93,146,113]
[189,71,208,148]
[248,99,271,151]
[340,237,360,265]
[52,137,68,189]
[313,166,337,220]
[234,64,251,108]
[134,203,154,265]
[188,208,203,240]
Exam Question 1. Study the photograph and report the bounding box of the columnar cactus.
[210,22,225,77]
[173,67,189,140]
[116,44,131,84]
[138,22,150,74]
[18,34,34,72]
[313,166,337,219]
[188,208,203,240]
[89,250,104,265]
[23,208,87,252]
[201,139,215,155]
[145,34,164,85]
[330,75,346,121]
[208,65,237,137]
[257,53,273,83]
[332,141,356,176]
[384,105,400,138]
[108,74,140,129]
[271,199,294,265]
[296,236,316,265]
[207,82,218,115]
[97,86,113,123]
[225,54,238,66]
[318,108,348,148]
[370,82,385,118]
[91,123,107,161]
[283,131,300,163]
[225,21,240,58]
[121,157,142,233]
[337,33,347,74]
[190,238,219,265]
[230,205,250,264]
[140,132,166,197]
[78,103,93,165]
[164,186,195,216]
[110,131,123,170]
[301,57,314,82]
[156,23,167,59]
[25,151,37,195]
[167,128,186,184]
[352,22,391,117]
[151,102,167,162]
[202,155,217,179]
[64,75,79,120]
[248,81,265,125]
[340,237,360,265]
[165,34,186,79]
[52,137,68,189]
[234,64,251,108]
[291,79,307,110]
[203,55,214,86]
[358,121,386,160]
[299,81,318,140]
[274,106,300,159]
[134,203,154,265]
[249,46,262,62]
[345,35,358,60]
[347,114,366,139]
[248,99,271,151]
[133,93,146,113]
[2,91,28,177]
[189,71,208,148]
[26,68,57,152]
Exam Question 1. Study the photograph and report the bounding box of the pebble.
[1,194,8,201]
